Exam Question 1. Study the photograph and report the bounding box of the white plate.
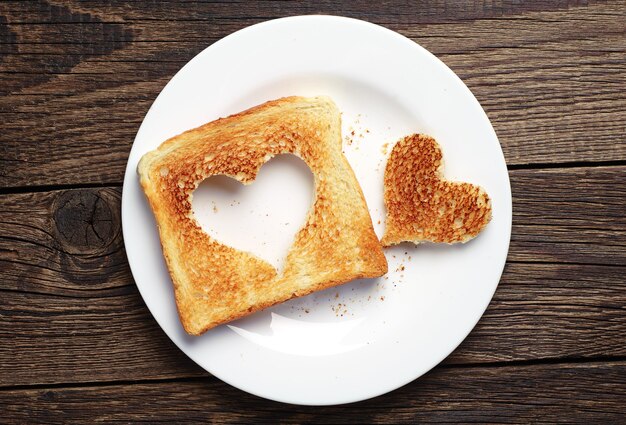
[122,15,512,405]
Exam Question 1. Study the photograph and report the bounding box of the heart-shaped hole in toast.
[381,134,492,246]
[192,154,314,273]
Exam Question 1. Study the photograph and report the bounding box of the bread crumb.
[381,142,390,155]
[380,296,385,301]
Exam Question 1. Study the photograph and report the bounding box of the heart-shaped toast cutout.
[193,154,314,272]
[192,154,314,273]
[381,134,492,246]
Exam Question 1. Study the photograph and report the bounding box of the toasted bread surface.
[138,96,387,335]
[381,134,492,246]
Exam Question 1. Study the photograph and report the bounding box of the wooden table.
[2,1,625,422]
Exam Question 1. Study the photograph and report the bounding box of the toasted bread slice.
[138,96,387,335]
[381,134,492,246]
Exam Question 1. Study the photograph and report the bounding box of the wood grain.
[0,188,130,296]
[1,1,625,188]
[1,261,624,387]
[510,166,626,266]
[1,167,625,386]
[1,166,623,300]
[1,362,625,423]
[4,0,607,24]
[1,0,625,418]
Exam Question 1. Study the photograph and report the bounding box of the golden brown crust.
[138,96,387,335]
[381,134,492,247]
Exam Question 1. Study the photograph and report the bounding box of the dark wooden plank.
[1,261,624,387]
[1,362,625,423]
[510,166,626,266]
[0,289,207,387]
[1,167,625,386]
[3,0,606,24]
[1,2,625,187]
[460,262,626,363]
[0,188,130,296]
[2,167,623,300]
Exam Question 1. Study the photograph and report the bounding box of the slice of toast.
[138,96,387,335]
[381,134,492,247]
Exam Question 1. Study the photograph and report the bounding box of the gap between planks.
[2,257,623,300]
[2,162,626,195]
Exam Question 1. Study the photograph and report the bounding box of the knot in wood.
[53,189,117,254]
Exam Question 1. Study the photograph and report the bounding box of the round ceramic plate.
[122,15,511,405]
